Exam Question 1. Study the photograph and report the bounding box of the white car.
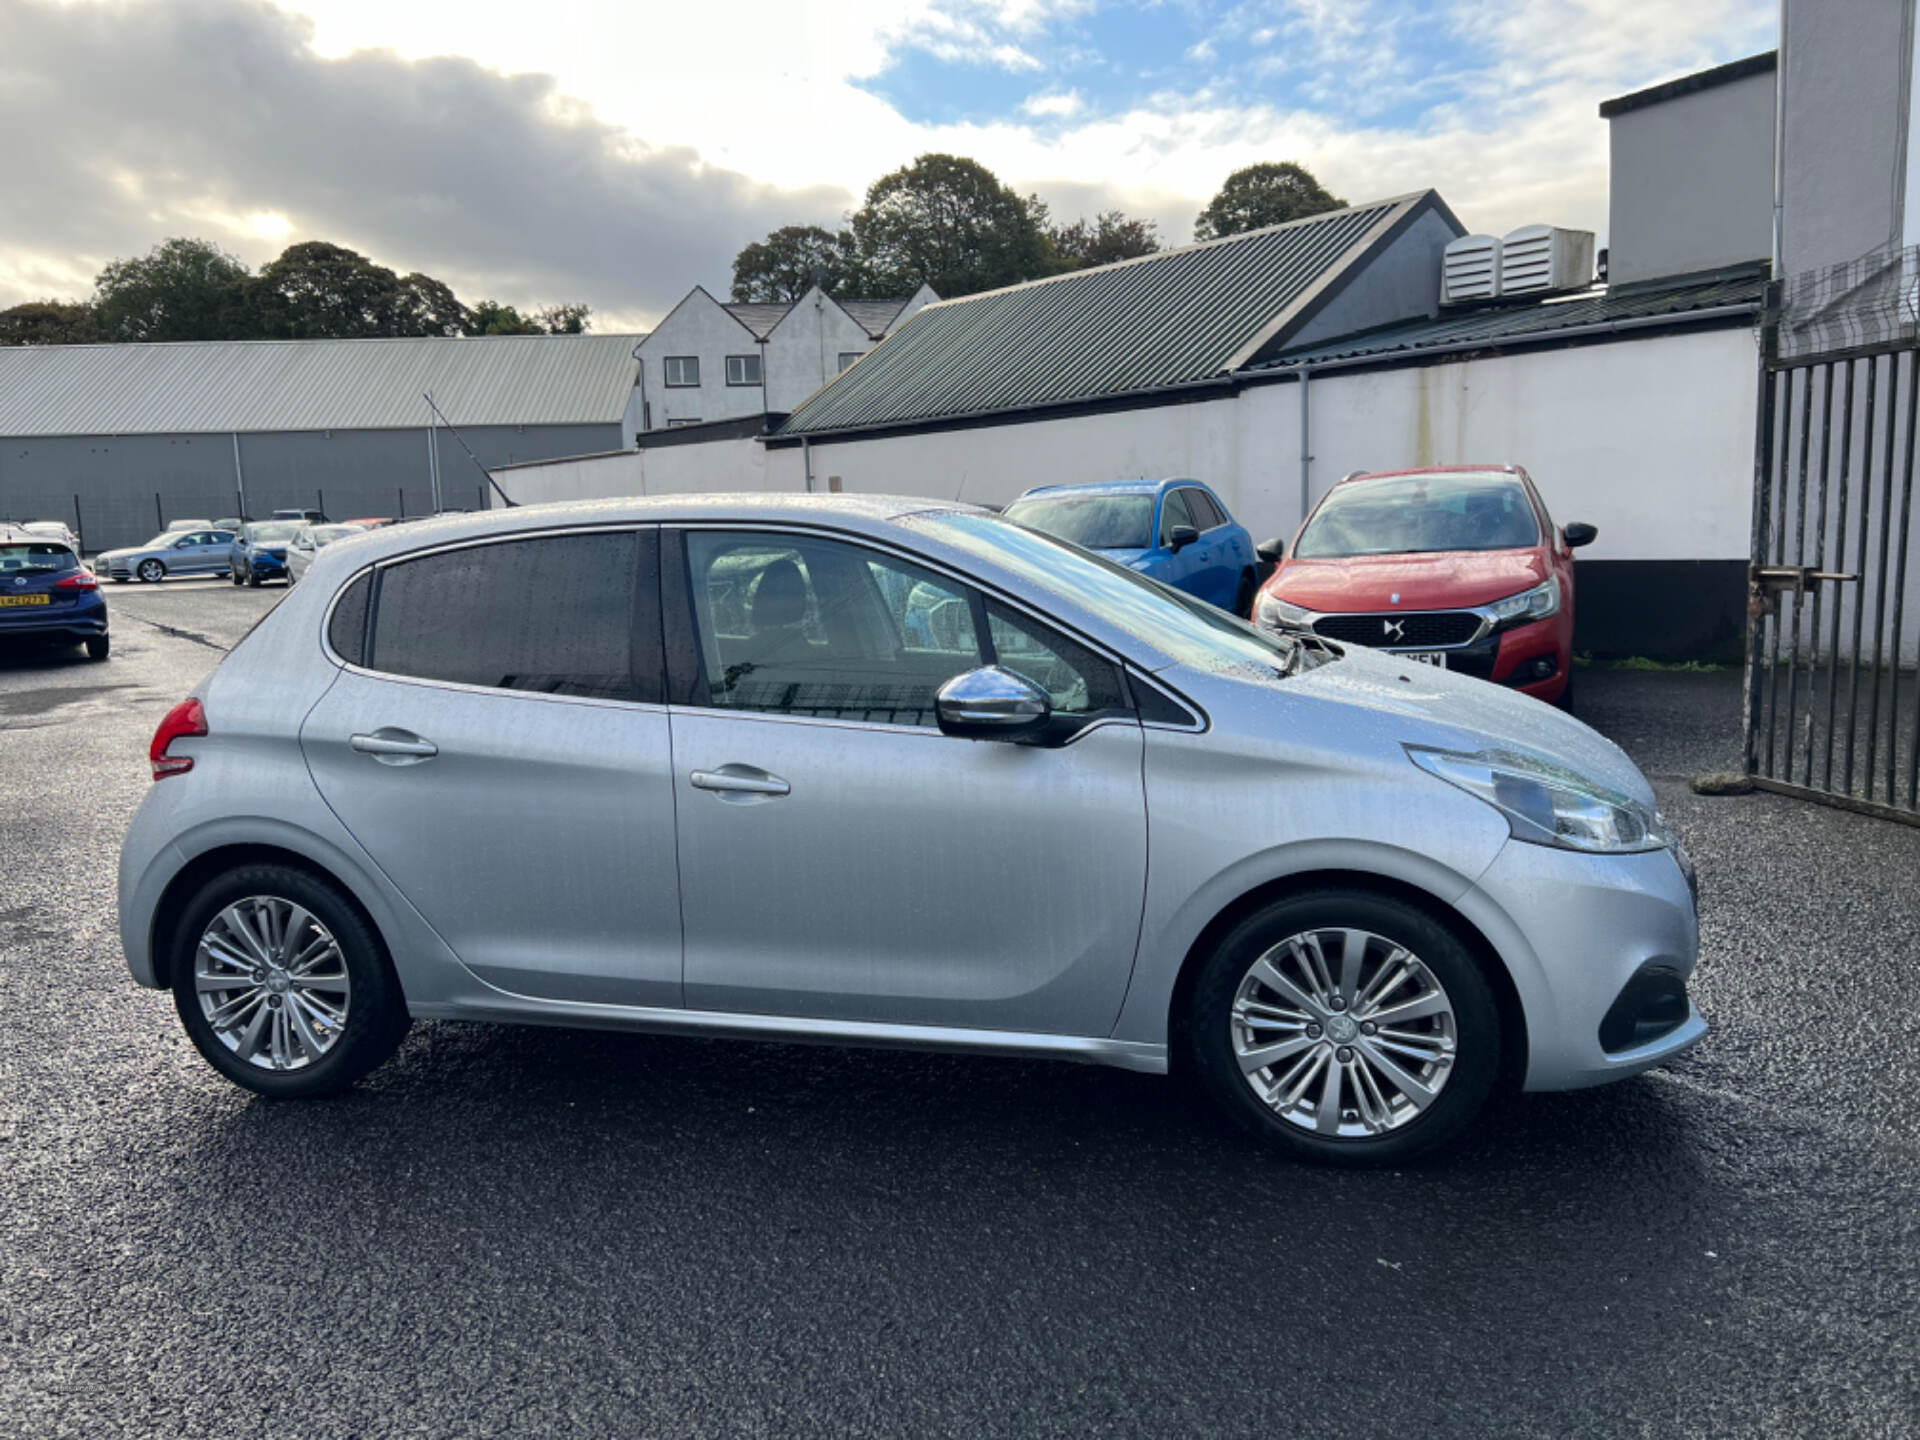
[20,520,81,554]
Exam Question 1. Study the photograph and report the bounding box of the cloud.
[1021,90,1085,119]
[0,0,851,327]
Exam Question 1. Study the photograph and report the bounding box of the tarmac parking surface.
[2,577,1916,1437]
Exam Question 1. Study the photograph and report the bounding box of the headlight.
[1486,575,1560,628]
[1255,592,1313,630]
[1406,745,1672,853]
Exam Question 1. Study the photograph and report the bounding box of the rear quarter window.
[327,571,372,665]
[366,533,644,700]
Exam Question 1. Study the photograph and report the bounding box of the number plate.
[1397,649,1447,668]
[0,594,50,608]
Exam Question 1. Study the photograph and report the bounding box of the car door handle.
[690,765,790,798]
[350,730,438,764]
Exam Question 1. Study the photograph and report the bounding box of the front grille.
[1311,610,1481,648]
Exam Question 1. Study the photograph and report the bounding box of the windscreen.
[915,511,1298,677]
[1003,494,1154,551]
[311,525,363,546]
[1295,473,1541,558]
[247,523,303,543]
[0,543,76,574]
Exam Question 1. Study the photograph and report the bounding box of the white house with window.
[630,283,936,437]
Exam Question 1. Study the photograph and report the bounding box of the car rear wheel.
[137,559,164,583]
[1187,889,1502,1165]
[169,864,411,1098]
[84,635,109,661]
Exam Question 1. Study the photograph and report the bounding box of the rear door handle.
[350,730,438,764]
[690,765,790,799]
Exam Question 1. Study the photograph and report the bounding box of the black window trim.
[659,520,1204,740]
[724,353,763,387]
[319,523,667,709]
[662,355,701,388]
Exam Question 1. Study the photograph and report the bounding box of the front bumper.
[247,551,288,575]
[1459,837,1705,1091]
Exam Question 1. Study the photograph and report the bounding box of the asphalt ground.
[2,576,1916,1438]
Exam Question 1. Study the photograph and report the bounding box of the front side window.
[1002,494,1153,551]
[368,532,639,699]
[1295,473,1543,558]
[1158,489,1195,545]
[685,531,982,726]
[1185,490,1225,530]
[726,354,763,386]
[663,356,700,387]
[985,601,1124,717]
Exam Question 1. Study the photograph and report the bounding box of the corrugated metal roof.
[0,333,643,437]
[1259,266,1766,368]
[779,195,1432,438]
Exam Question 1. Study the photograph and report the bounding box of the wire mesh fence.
[0,481,493,555]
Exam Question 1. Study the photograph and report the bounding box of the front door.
[666,528,1148,1036]
[300,528,683,1006]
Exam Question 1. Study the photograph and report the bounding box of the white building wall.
[633,290,768,433]
[764,289,879,414]
[512,327,1758,563]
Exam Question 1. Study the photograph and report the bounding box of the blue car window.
[1158,489,1194,545]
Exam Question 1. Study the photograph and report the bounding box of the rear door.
[300,527,684,1007]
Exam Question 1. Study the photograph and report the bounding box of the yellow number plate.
[0,594,50,607]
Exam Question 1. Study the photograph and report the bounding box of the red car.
[1251,465,1596,706]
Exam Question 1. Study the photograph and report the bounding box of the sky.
[0,0,1778,332]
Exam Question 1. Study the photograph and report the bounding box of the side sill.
[409,997,1170,1075]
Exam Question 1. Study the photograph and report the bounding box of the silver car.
[116,497,1704,1164]
[285,522,371,586]
[97,528,238,583]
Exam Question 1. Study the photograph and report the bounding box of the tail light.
[150,698,207,780]
[55,572,98,591]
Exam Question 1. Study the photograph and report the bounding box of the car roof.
[1013,478,1202,501]
[1334,464,1529,488]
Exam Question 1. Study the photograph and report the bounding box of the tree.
[466,300,541,335]
[1192,162,1345,242]
[1047,210,1161,272]
[731,224,862,302]
[0,301,102,346]
[93,237,250,342]
[246,241,405,339]
[851,154,1051,298]
[383,272,471,337]
[535,303,591,334]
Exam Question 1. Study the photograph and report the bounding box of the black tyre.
[231,566,244,586]
[137,559,164,583]
[246,568,261,588]
[1233,569,1256,619]
[168,863,411,1098]
[1187,888,1502,1166]
[111,575,128,584]
[84,635,109,661]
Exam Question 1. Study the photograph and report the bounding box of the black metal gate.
[1746,258,1920,822]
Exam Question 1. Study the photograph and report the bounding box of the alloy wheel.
[194,896,352,1071]
[138,560,163,582]
[1230,927,1457,1137]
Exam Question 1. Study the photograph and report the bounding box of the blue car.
[228,520,306,587]
[1003,479,1259,614]
[0,525,109,660]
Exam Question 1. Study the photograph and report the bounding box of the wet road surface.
[2,579,1916,1437]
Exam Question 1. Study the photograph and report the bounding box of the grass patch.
[1574,652,1732,673]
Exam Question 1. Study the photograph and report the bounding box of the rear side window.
[328,571,371,665]
[368,533,641,699]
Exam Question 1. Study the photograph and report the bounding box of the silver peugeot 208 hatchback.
[118,496,1703,1166]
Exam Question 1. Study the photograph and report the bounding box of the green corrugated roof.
[1258,266,1767,369]
[780,193,1442,438]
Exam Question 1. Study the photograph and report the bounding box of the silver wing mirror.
[935,665,1051,742]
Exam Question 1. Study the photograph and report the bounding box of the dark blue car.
[228,520,306,587]
[0,526,109,660]
[1003,479,1260,614]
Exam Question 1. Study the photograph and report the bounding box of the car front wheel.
[137,559,164,582]
[1187,889,1502,1165]
[169,863,412,1098]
